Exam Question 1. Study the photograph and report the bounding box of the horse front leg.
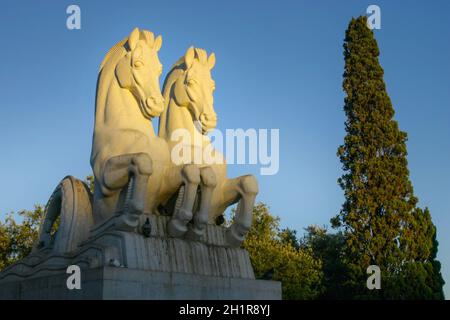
[221,175,259,247]
[167,164,200,237]
[103,153,152,229]
[186,166,217,240]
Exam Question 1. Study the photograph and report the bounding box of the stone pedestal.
[0,267,280,300]
[0,215,281,300]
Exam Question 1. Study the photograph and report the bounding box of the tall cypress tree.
[333,16,444,299]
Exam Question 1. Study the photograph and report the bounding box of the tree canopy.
[239,203,324,299]
[0,205,43,270]
[333,16,444,299]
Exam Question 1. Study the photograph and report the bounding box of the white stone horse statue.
[90,28,216,238]
[35,28,167,250]
[34,33,256,255]
[90,27,166,230]
[159,47,259,246]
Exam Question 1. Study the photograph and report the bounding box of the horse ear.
[185,47,195,68]
[208,53,216,70]
[142,30,154,46]
[128,27,140,51]
[154,35,162,52]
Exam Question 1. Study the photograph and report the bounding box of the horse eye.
[134,60,144,68]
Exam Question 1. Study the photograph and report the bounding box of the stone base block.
[0,267,281,300]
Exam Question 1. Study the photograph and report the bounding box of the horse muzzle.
[142,95,165,118]
[199,112,217,134]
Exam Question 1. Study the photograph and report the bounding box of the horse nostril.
[207,114,217,122]
[153,95,164,104]
[147,96,164,106]
[201,112,217,124]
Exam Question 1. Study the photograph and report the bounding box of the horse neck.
[160,98,210,149]
[95,72,155,137]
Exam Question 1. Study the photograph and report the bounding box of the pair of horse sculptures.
[36,28,258,255]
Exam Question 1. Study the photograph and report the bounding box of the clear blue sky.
[0,0,449,298]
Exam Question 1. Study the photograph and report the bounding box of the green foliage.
[301,226,348,299]
[240,203,324,299]
[334,16,445,299]
[428,231,446,299]
[279,228,300,250]
[0,205,44,270]
[85,175,95,194]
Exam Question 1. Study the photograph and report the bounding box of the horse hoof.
[225,226,245,247]
[167,218,188,238]
[116,213,140,231]
[127,200,144,216]
[186,224,206,241]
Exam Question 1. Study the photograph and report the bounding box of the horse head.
[113,27,164,119]
[169,47,217,134]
